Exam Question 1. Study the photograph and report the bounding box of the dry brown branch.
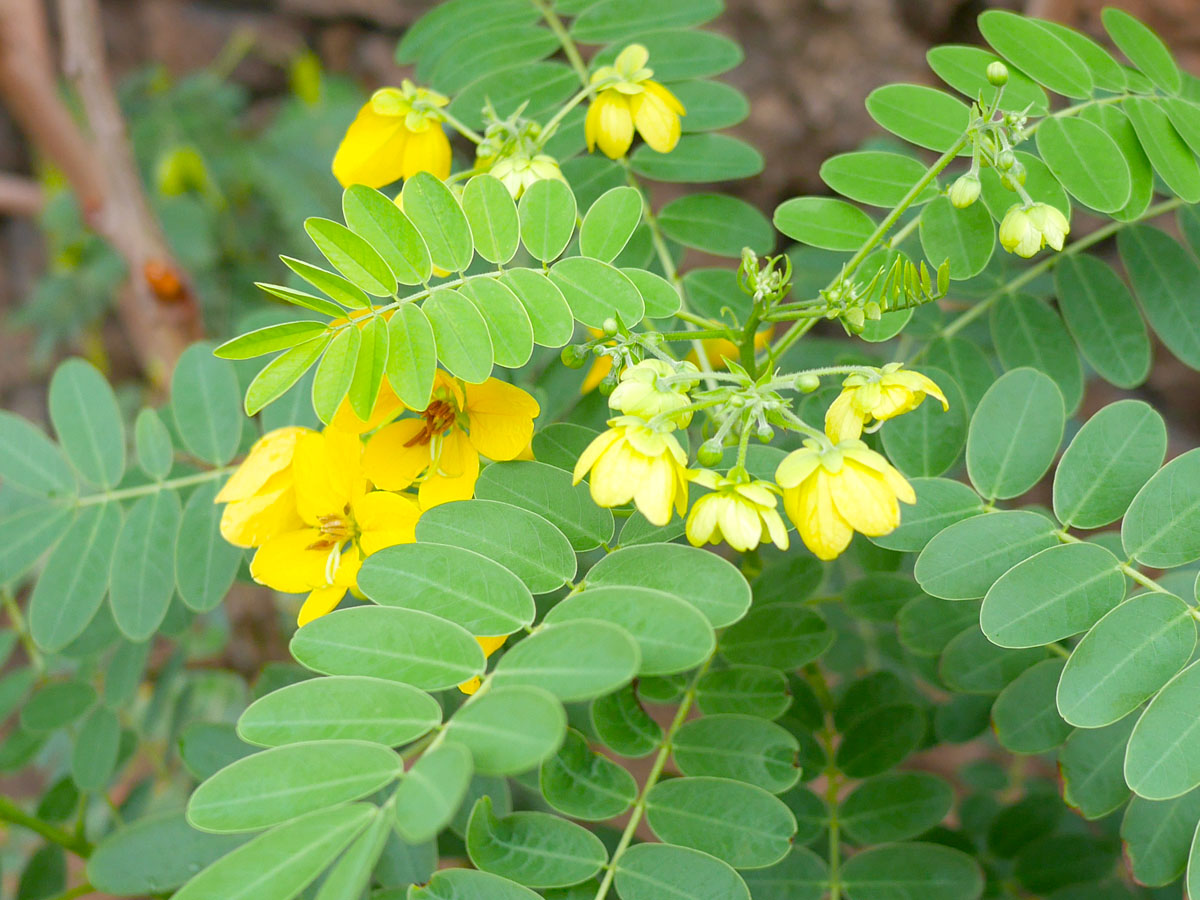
[0,174,43,217]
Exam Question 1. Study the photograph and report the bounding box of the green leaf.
[544,585,714,676]
[444,685,566,775]
[176,480,240,613]
[1053,399,1167,529]
[623,268,682,319]
[280,257,371,309]
[1163,98,1200,161]
[346,315,388,420]
[109,490,181,642]
[869,477,984,553]
[981,543,1125,649]
[342,185,432,285]
[256,281,347,318]
[1057,591,1196,727]
[879,366,968,478]
[842,843,983,900]
[1121,789,1200,886]
[1119,225,1200,370]
[427,21,558,90]
[422,289,495,384]
[304,217,395,296]
[837,704,926,776]
[187,740,399,832]
[741,847,827,900]
[409,867,541,900]
[1126,660,1200,799]
[1123,448,1200,568]
[1036,116,1131,213]
[673,714,800,793]
[1039,20,1128,92]
[978,10,1092,98]
[358,542,534,636]
[697,665,791,719]
[314,804,392,900]
[290,606,485,690]
[466,796,607,887]
[21,679,95,731]
[966,368,1064,500]
[394,742,473,843]
[720,603,832,670]
[646,776,795,868]
[1102,8,1181,94]
[840,772,954,844]
[938,627,1043,694]
[0,501,73,586]
[311,324,361,423]
[864,84,971,153]
[28,503,119,651]
[1087,104,1155,221]
[386,303,437,409]
[71,703,120,791]
[590,685,662,758]
[519,178,576,262]
[215,322,331,362]
[237,675,440,747]
[915,509,1058,601]
[926,44,1050,114]
[923,337,995,410]
[475,460,612,551]
[458,278,534,369]
[416,499,576,594]
[499,269,575,346]
[578,186,643,263]
[658,193,773,257]
[630,134,763,183]
[539,727,637,821]
[992,659,1071,753]
[172,804,373,900]
[919,195,995,281]
[569,0,721,42]
[672,80,750,132]
[87,812,248,896]
[462,175,520,265]
[449,62,577,130]
[492,620,639,702]
[585,542,751,628]
[614,842,750,900]
[48,359,125,489]
[819,151,937,208]
[1059,716,1136,819]
[0,413,75,499]
[1123,98,1200,202]
[401,173,475,273]
[548,257,644,329]
[1053,255,1151,389]
[244,336,330,416]
[774,197,876,252]
[172,343,243,466]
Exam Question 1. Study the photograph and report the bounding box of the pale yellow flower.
[488,153,565,199]
[573,416,690,526]
[775,438,915,561]
[824,364,948,442]
[585,44,685,159]
[999,203,1070,258]
[608,359,699,427]
[686,471,789,553]
[333,81,451,188]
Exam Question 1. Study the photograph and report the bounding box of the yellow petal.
[293,429,365,523]
[215,427,308,503]
[332,103,410,189]
[458,675,483,695]
[401,125,452,181]
[573,428,622,484]
[595,92,635,158]
[827,461,900,537]
[632,455,676,527]
[465,379,540,461]
[686,496,720,547]
[219,486,304,548]
[332,378,404,435]
[477,634,508,657]
[418,436,479,509]
[354,490,421,555]
[363,420,432,490]
[785,472,853,561]
[250,529,335,593]
[824,391,864,443]
[630,89,680,153]
[644,80,685,115]
[298,585,349,627]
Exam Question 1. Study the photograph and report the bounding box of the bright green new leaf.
[422,288,495,384]
[342,184,432,285]
[400,172,475,272]
[518,177,576,262]
[578,186,643,261]
[461,175,520,265]
[393,742,473,843]
[386,302,438,409]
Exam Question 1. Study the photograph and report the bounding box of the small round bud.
[949,173,981,209]
[1010,160,1027,185]
[560,345,585,368]
[696,439,724,467]
[996,149,1016,171]
[845,308,866,331]
[795,374,821,393]
[602,317,619,336]
[986,61,1009,86]
[864,301,882,321]
[755,424,774,443]
[598,370,620,396]
[728,395,745,408]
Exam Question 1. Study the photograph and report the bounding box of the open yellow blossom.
[573,416,690,526]
[586,44,685,159]
[331,377,405,435]
[333,81,451,189]
[363,372,540,509]
[458,635,509,695]
[825,363,948,442]
[215,427,309,548]
[248,428,421,625]
[775,438,916,561]
[686,471,789,552]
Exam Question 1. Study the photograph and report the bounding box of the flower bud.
[561,345,587,368]
[598,369,620,396]
[845,308,866,331]
[795,374,821,393]
[755,423,774,443]
[986,61,1009,86]
[948,173,981,209]
[999,205,1040,258]
[864,301,882,321]
[697,439,725,467]
[602,317,619,336]
[996,149,1016,171]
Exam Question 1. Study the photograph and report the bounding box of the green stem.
[435,106,485,144]
[531,0,590,85]
[1055,529,1171,596]
[48,884,93,900]
[3,588,43,673]
[75,466,234,507]
[593,658,714,900]
[0,795,92,857]
[804,666,843,900]
[656,329,737,342]
[739,309,763,379]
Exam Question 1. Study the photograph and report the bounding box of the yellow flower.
[488,153,565,199]
[573,416,690,526]
[686,471,789,553]
[687,327,774,369]
[824,363,949,442]
[248,428,421,625]
[585,44,685,159]
[331,376,405,436]
[458,635,509,695]
[608,359,699,426]
[775,438,916,561]
[999,202,1069,258]
[215,427,309,548]
[332,81,451,189]
[363,372,540,509]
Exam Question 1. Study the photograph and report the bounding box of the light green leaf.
[869,477,984,553]
[444,685,566,775]
[915,509,1058,600]
[1036,116,1131,213]
[492,620,639,702]
[673,79,750,132]
[518,178,576,262]
[0,502,73,586]
[578,186,643,262]
[462,175,520,265]
[1119,224,1200,370]
[475,460,612,551]
[539,728,637,821]
[386,302,437,409]
[422,289,495,384]
[172,343,243,466]
[548,257,644,329]
[1102,7,1181,94]
[1123,448,1200,568]
[978,10,1092,98]
[109,490,181,642]
[926,44,1050,113]
[1053,254,1151,389]
[311,324,361,423]
[347,315,388,420]
[966,368,1064,500]
[394,742,473,843]
[342,184,432,285]
[1088,104,1155,221]
[499,269,575,347]
[256,280,347,318]
[919,195,994,280]
[614,843,750,900]
[1039,20,1128,92]
[304,217,395,296]
[865,84,971,153]
[280,257,371,309]
[819,151,938,207]
[48,359,124,489]
[401,172,474,272]
[458,278,534,369]
[21,679,95,731]
[176,480,241,613]
[409,867,541,900]
[842,843,983,900]
[774,197,875,252]
[466,796,607,887]
[244,336,330,416]
[215,322,330,362]
[569,0,721,42]
[314,804,392,900]
[673,714,800,793]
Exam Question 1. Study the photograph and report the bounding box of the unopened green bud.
[986,61,1009,86]
[728,395,746,408]
[949,173,981,209]
[598,369,620,396]
[795,373,821,393]
[755,424,774,443]
[864,301,882,321]
[845,308,866,331]
[602,317,619,336]
[996,149,1016,171]
[560,345,586,368]
[696,439,724,467]
[1000,161,1026,191]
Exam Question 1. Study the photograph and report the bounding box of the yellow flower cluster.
[586,44,686,159]
[216,374,539,626]
[574,360,945,560]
